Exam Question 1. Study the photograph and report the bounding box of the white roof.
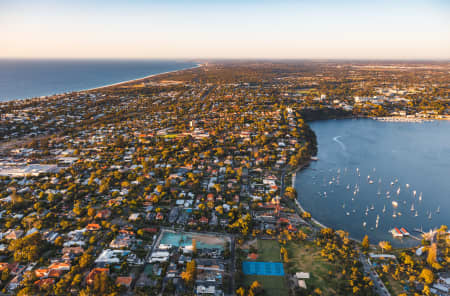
[295,272,310,279]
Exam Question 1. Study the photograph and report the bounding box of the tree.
[301,211,311,219]
[378,241,392,253]
[181,260,196,285]
[192,239,197,255]
[79,253,93,269]
[426,243,437,266]
[362,235,369,250]
[87,207,96,218]
[419,268,434,285]
[236,287,245,296]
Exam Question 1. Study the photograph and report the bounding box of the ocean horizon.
[0,59,197,102]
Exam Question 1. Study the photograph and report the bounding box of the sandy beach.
[81,63,203,92]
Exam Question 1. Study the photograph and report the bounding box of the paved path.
[359,252,391,296]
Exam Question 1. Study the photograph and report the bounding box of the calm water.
[0,59,197,101]
[296,119,450,247]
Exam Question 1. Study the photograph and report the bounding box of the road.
[359,252,391,296]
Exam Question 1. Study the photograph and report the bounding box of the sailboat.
[412,190,417,197]
[370,204,375,210]
[382,205,386,213]
[392,211,397,218]
[419,192,422,201]
[346,184,350,190]
[414,210,418,217]
[363,221,367,227]
[405,183,410,189]
[428,211,432,220]
[436,206,440,214]
[410,203,415,212]
[396,187,401,196]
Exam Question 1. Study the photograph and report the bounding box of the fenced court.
[242,261,284,276]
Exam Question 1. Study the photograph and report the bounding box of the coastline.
[1,63,203,103]
[80,63,203,92]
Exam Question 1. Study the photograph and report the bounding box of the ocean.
[0,59,198,102]
[295,118,450,246]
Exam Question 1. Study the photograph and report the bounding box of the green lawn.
[384,275,405,296]
[285,241,340,296]
[240,239,288,295]
[243,275,289,296]
[257,239,282,262]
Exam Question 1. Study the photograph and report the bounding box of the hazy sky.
[1,0,449,59]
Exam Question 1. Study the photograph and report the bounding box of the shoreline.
[1,63,203,103]
[289,161,329,230]
[80,63,203,92]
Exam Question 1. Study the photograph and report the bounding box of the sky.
[0,0,449,60]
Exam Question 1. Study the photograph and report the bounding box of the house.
[34,278,55,289]
[95,209,111,219]
[196,285,217,295]
[48,262,71,271]
[116,276,133,288]
[8,275,22,290]
[86,268,109,285]
[295,272,310,279]
[86,223,101,231]
[35,268,50,278]
[5,229,24,240]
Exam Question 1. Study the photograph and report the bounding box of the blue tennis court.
[242,261,284,276]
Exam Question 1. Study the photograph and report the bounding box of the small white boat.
[346,212,350,216]
[392,211,397,218]
[397,212,402,216]
[382,205,386,213]
[363,222,367,227]
[428,212,432,220]
[405,184,410,189]
[436,206,440,214]
[411,204,415,211]
[368,180,374,184]
[414,211,418,217]
[419,193,422,201]
[346,184,350,190]
[412,190,417,197]
[370,204,375,210]
[392,201,398,208]
[397,187,401,196]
